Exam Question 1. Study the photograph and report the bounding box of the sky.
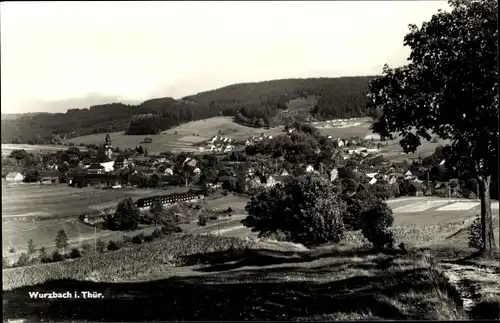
[0,1,450,114]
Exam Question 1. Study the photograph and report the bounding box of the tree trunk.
[477,175,497,252]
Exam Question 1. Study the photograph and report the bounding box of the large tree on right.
[368,0,498,252]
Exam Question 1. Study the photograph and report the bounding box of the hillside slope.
[2,76,375,144]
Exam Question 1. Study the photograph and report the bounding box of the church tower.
[104,134,113,160]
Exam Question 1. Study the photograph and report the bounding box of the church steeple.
[104,134,112,160]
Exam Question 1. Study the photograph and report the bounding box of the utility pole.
[94,226,97,253]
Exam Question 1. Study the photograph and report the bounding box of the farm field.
[2,144,87,156]
[68,131,204,154]
[1,183,181,254]
[202,196,500,246]
[66,116,446,159]
[68,117,284,154]
[162,117,285,140]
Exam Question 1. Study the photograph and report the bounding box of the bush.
[226,207,233,213]
[51,251,65,262]
[198,215,207,226]
[369,181,394,200]
[69,248,81,259]
[470,297,500,320]
[152,228,162,238]
[468,216,483,249]
[123,235,133,244]
[173,226,183,233]
[16,253,30,267]
[107,240,120,251]
[398,180,411,197]
[96,239,106,253]
[361,200,395,249]
[144,235,154,243]
[209,215,218,220]
[132,233,144,244]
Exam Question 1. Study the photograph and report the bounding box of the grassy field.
[67,117,285,154]
[1,183,177,254]
[2,195,499,321]
[5,234,498,321]
[2,144,87,156]
[65,116,446,159]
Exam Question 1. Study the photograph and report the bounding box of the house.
[306,165,315,173]
[39,171,60,185]
[369,177,378,185]
[193,167,201,175]
[366,172,378,179]
[81,158,92,168]
[5,172,24,182]
[87,163,106,175]
[274,175,291,185]
[114,156,128,169]
[100,160,115,172]
[266,175,278,187]
[330,168,338,181]
[161,175,182,186]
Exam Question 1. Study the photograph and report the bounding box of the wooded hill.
[2,76,375,143]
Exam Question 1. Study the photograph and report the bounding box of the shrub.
[369,181,394,200]
[470,297,500,320]
[132,233,144,244]
[361,200,395,249]
[144,235,154,243]
[342,190,379,231]
[107,240,120,251]
[69,248,81,259]
[398,180,411,197]
[468,216,483,249]
[96,239,106,253]
[16,253,30,267]
[209,215,218,220]
[51,251,65,262]
[123,235,133,244]
[198,215,207,226]
[431,136,439,143]
[226,207,233,213]
[173,226,183,233]
[152,228,162,238]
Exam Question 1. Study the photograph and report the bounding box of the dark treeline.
[185,76,375,127]
[2,76,375,143]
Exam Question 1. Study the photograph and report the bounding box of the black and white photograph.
[1,0,499,321]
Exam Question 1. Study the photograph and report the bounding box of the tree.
[55,229,69,253]
[368,0,498,252]
[150,201,164,227]
[27,239,36,256]
[361,200,395,249]
[243,175,346,247]
[96,239,106,253]
[39,246,48,262]
[114,197,140,230]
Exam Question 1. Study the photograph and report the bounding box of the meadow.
[4,233,498,321]
[65,116,446,161]
[3,195,499,321]
[1,143,87,156]
[1,183,172,254]
[67,117,285,154]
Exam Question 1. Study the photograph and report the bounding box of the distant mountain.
[1,76,376,144]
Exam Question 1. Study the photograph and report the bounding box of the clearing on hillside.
[163,117,284,140]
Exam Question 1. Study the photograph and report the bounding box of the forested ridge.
[2,76,375,143]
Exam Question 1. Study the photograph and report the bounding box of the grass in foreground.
[3,234,473,321]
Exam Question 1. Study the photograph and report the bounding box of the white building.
[5,172,24,182]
